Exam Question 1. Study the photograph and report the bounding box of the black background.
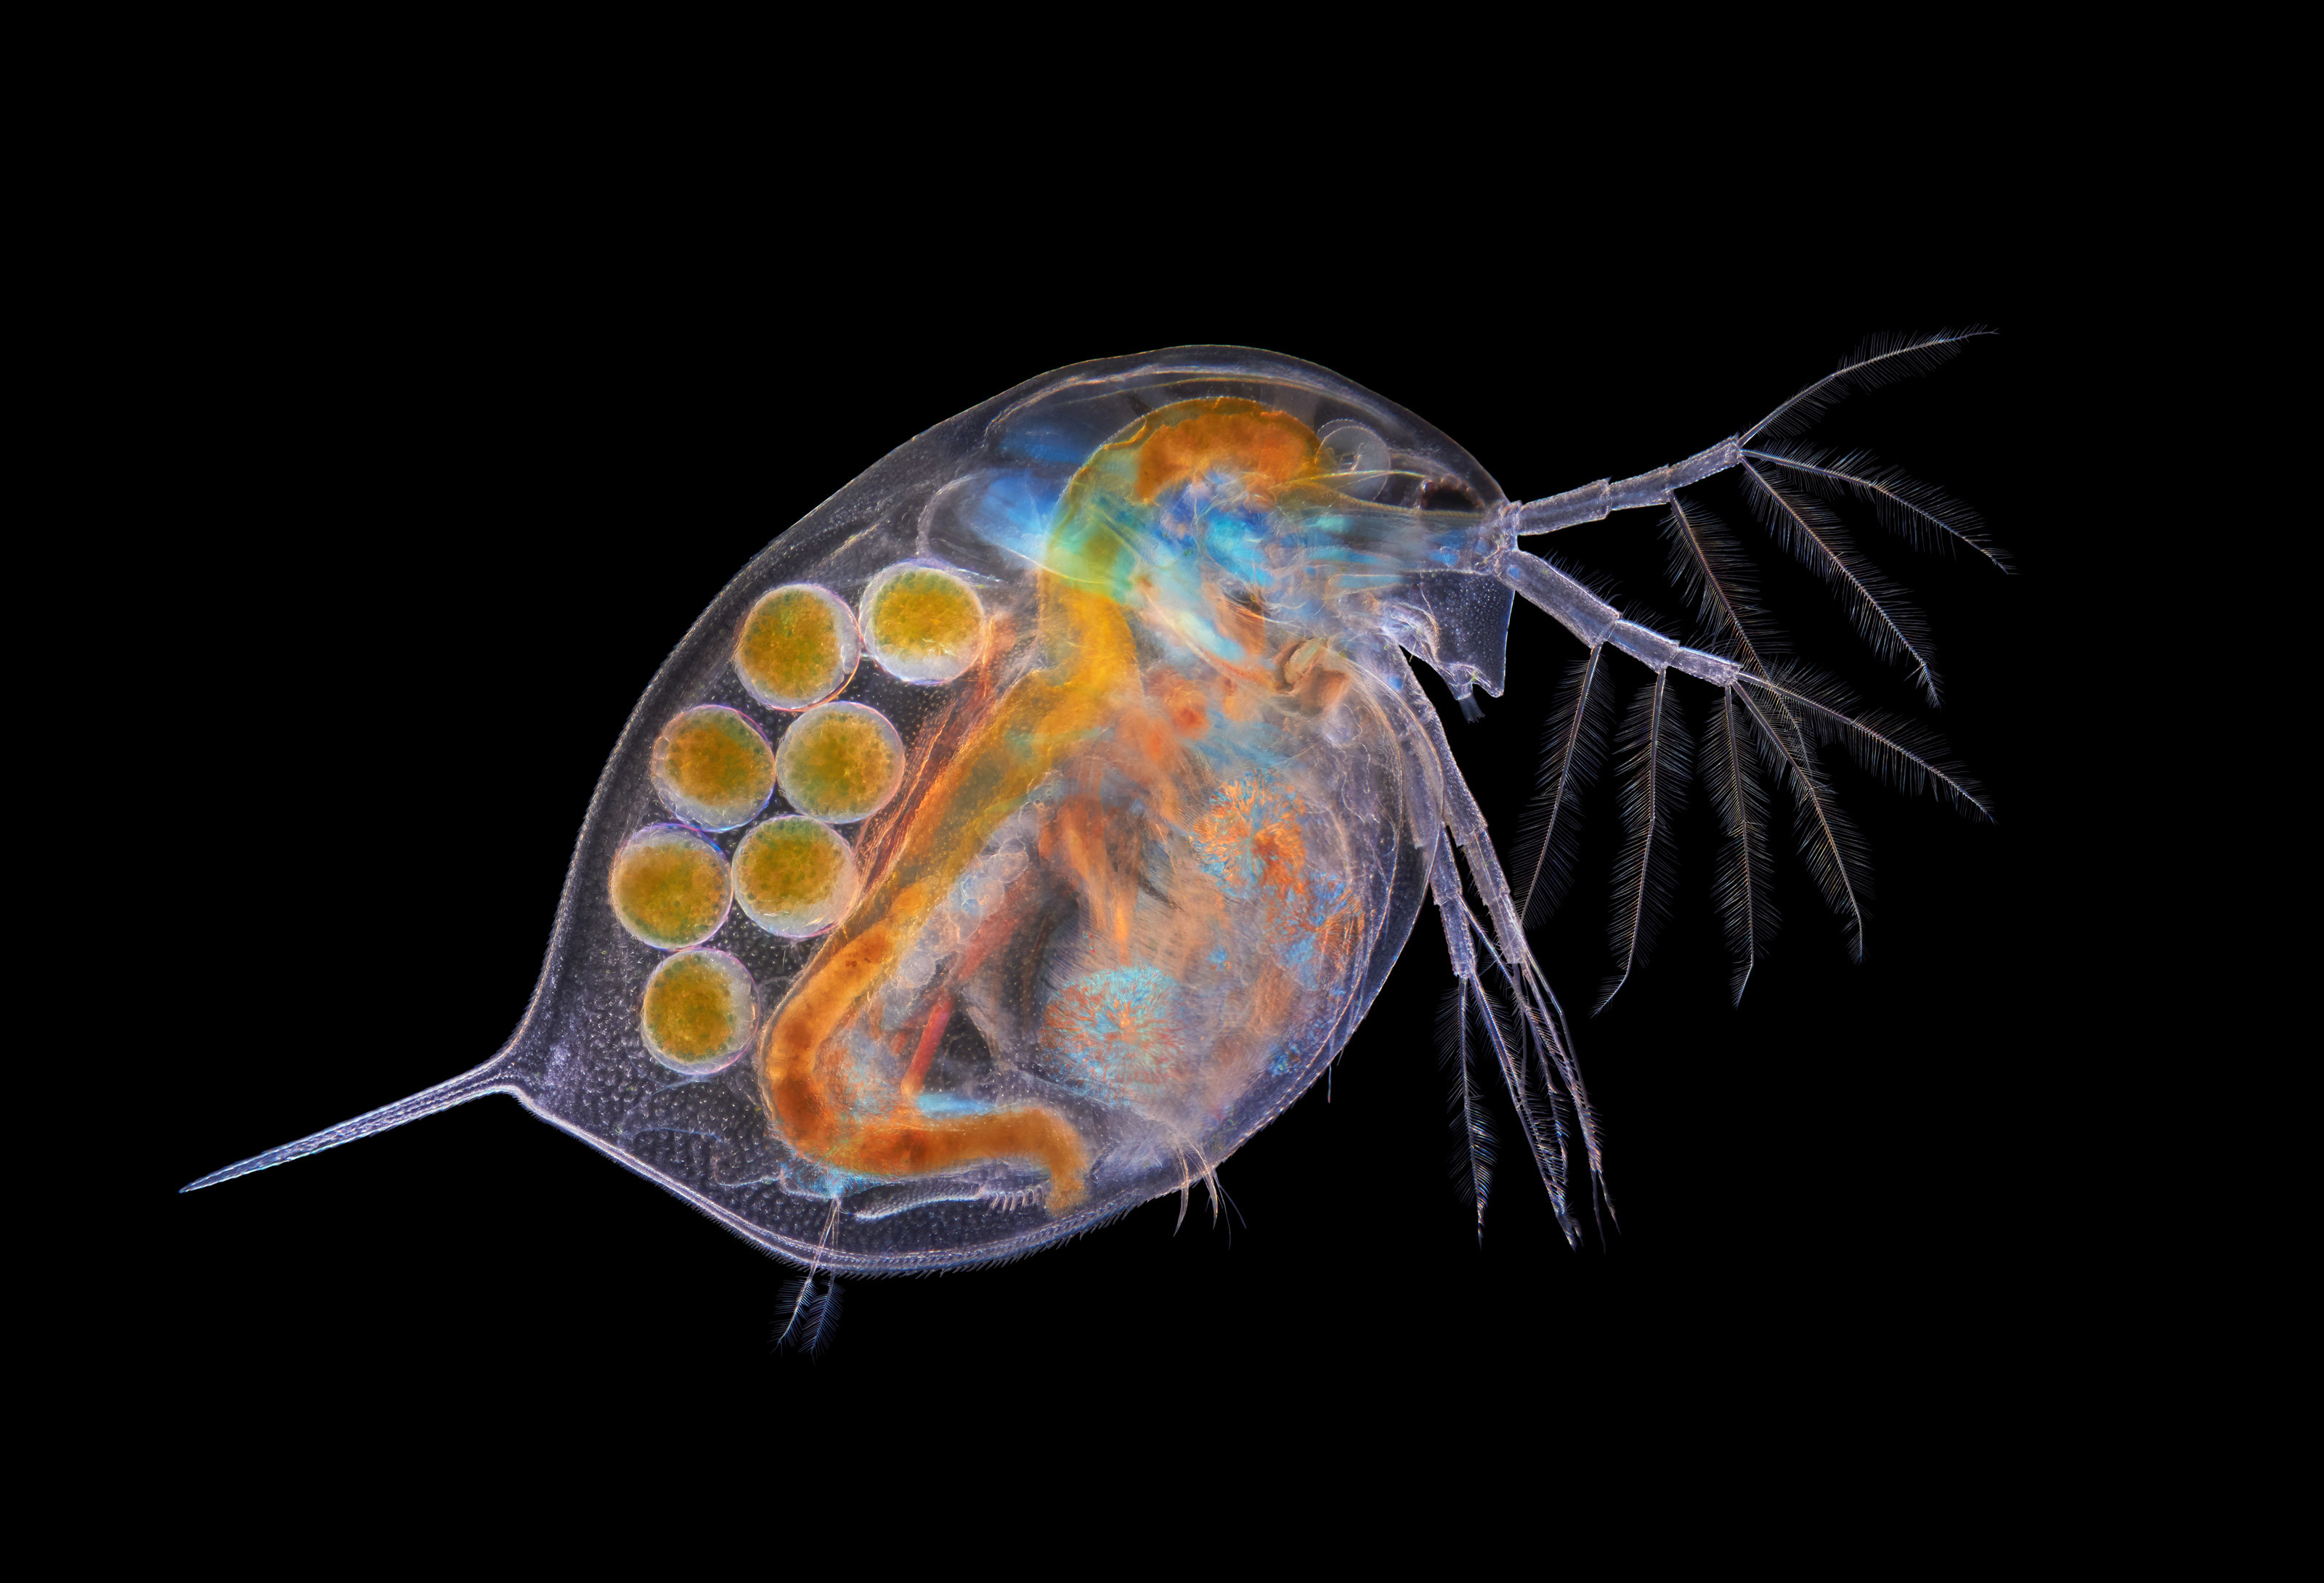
[147,169,2076,1481]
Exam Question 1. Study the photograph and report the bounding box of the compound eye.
[1317,421,1391,501]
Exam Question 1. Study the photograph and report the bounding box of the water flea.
[187,340,2004,1351]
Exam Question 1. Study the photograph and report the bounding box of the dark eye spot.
[1420,478,1483,511]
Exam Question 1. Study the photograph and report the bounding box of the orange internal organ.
[1130,401,1323,505]
[757,576,1130,1208]
[757,399,1325,1210]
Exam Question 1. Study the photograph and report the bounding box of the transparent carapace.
[187,339,1996,1287]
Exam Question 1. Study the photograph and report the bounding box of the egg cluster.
[606,565,983,1075]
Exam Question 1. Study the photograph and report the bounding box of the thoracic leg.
[1397,655,1602,1197]
[1425,789,1586,1243]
